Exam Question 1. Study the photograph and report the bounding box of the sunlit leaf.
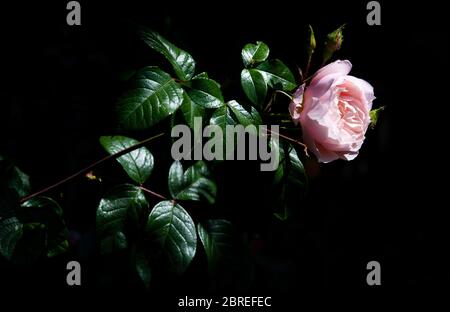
[168,161,217,204]
[146,200,196,274]
[140,28,196,81]
[117,66,184,130]
[100,135,154,184]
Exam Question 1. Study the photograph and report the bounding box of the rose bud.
[323,24,345,64]
[307,24,316,57]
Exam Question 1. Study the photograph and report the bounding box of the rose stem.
[265,128,309,156]
[20,132,165,203]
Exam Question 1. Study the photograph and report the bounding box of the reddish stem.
[138,186,167,201]
[266,128,309,157]
[20,132,165,203]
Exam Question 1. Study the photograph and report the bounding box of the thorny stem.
[265,128,309,157]
[20,132,165,203]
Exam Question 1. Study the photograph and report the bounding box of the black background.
[1,0,449,306]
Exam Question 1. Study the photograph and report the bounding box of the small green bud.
[369,106,385,129]
[307,25,316,57]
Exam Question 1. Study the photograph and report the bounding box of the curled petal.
[288,84,305,124]
[311,60,352,85]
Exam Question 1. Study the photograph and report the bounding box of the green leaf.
[0,194,69,261]
[185,77,224,108]
[0,217,23,260]
[21,197,69,258]
[168,161,217,204]
[47,240,69,258]
[197,219,234,272]
[241,69,268,107]
[135,249,152,288]
[227,100,262,127]
[0,158,31,198]
[140,28,195,81]
[240,59,295,105]
[96,184,148,235]
[210,100,261,131]
[0,187,19,217]
[287,147,307,188]
[8,167,31,198]
[274,144,307,188]
[12,222,46,264]
[256,59,296,91]
[168,161,184,198]
[100,135,154,184]
[272,143,307,220]
[193,72,208,79]
[270,137,283,185]
[117,66,184,130]
[100,231,128,254]
[209,105,237,159]
[180,92,206,128]
[21,197,63,217]
[209,105,236,133]
[241,41,270,67]
[209,101,261,140]
[146,200,196,274]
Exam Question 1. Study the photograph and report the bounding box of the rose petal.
[306,73,344,98]
[288,84,305,124]
[289,103,301,124]
[315,142,340,163]
[311,60,352,85]
[292,83,305,105]
[345,76,375,109]
[339,151,359,161]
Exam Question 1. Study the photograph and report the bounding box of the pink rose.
[289,60,375,162]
